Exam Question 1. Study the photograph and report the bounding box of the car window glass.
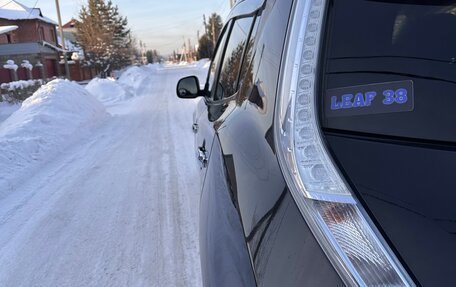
[237,15,260,105]
[208,22,230,93]
[215,17,255,101]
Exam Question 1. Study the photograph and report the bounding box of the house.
[58,18,95,81]
[62,18,77,43]
[0,0,61,83]
[59,18,84,61]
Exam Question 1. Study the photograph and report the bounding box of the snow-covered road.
[0,66,206,286]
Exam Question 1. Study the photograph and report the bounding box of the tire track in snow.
[0,66,204,287]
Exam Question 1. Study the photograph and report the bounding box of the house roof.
[0,42,57,56]
[0,0,57,25]
[63,18,78,29]
[0,25,18,34]
[42,41,65,52]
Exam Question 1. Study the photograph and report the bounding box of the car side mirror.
[176,76,201,99]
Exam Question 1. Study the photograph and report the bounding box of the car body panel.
[324,132,456,286]
[199,136,257,287]
[199,0,344,286]
[319,1,456,284]
[187,0,456,285]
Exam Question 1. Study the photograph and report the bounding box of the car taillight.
[274,0,415,285]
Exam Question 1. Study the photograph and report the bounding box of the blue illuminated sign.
[325,80,414,117]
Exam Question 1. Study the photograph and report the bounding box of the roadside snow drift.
[85,78,133,104]
[0,79,107,194]
[0,64,206,287]
[118,66,150,91]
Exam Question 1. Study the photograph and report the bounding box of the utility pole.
[140,41,146,64]
[55,0,70,80]
[144,43,147,64]
[211,16,216,47]
[203,14,207,35]
[188,38,192,61]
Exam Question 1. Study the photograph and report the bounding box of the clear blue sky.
[20,0,231,55]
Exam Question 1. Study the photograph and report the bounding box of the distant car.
[177,0,456,286]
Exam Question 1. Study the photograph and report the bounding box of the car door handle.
[192,123,199,133]
[197,146,208,168]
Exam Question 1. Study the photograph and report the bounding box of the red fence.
[0,68,11,83]
[32,67,41,79]
[0,61,97,84]
[60,62,98,82]
[16,67,29,80]
[46,59,57,78]
[0,67,38,84]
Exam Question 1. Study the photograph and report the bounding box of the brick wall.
[0,19,57,45]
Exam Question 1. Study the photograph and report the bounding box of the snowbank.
[118,66,150,91]
[146,63,163,71]
[3,60,18,71]
[1,79,43,91]
[194,59,211,69]
[85,78,133,105]
[0,79,107,194]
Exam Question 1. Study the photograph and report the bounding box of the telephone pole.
[55,0,70,80]
[188,38,192,61]
[211,17,216,47]
[203,14,207,35]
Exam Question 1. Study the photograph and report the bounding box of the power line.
[26,0,39,19]
[0,0,14,9]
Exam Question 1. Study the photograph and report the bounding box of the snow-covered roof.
[42,41,66,52]
[0,25,18,34]
[0,0,57,25]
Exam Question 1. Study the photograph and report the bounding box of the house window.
[39,27,44,41]
[50,28,55,43]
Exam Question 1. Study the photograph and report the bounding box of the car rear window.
[320,0,456,143]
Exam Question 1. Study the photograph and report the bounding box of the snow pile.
[194,59,211,69]
[118,66,150,91]
[3,60,18,71]
[146,63,163,71]
[21,60,33,70]
[202,61,211,69]
[0,25,18,34]
[1,79,42,91]
[0,79,107,193]
[85,77,133,104]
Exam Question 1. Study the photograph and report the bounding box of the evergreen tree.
[76,0,133,76]
[146,50,153,64]
[197,13,223,59]
[197,35,214,59]
[206,13,223,45]
[146,49,161,64]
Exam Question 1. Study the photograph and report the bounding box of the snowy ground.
[0,63,208,287]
